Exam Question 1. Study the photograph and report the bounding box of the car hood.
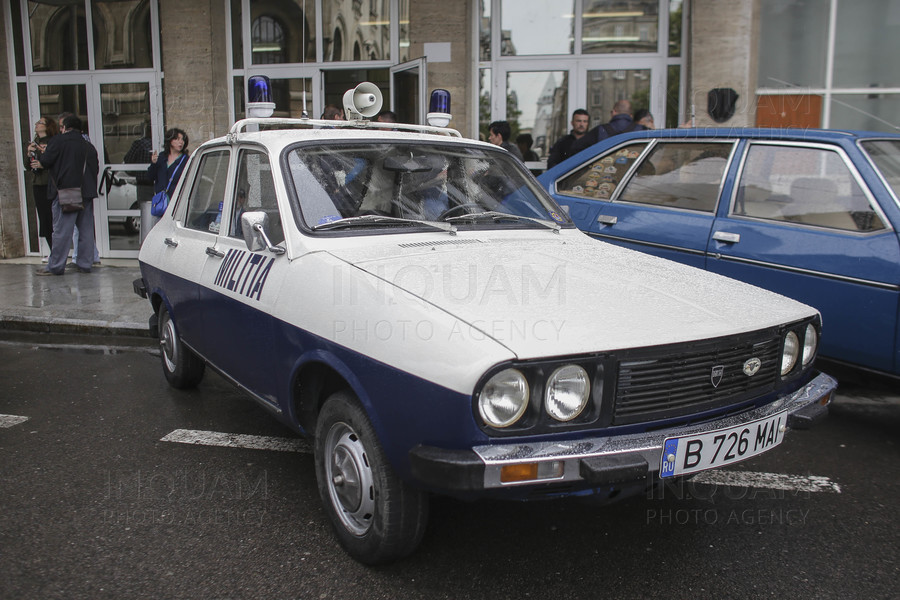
[326,234,814,360]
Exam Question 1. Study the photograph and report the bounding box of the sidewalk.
[0,257,153,341]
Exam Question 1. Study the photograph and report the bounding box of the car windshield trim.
[312,214,457,234]
[443,210,561,233]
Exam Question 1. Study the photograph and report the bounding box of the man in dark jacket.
[546,109,590,168]
[487,120,524,161]
[35,114,99,275]
[569,99,645,156]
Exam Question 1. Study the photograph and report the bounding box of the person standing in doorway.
[488,121,524,161]
[147,128,190,228]
[26,116,59,252]
[570,99,646,155]
[546,109,590,168]
[35,114,99,275]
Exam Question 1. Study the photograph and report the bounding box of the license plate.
[659,412,786,478]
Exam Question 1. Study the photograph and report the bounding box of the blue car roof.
[538,127,900,182]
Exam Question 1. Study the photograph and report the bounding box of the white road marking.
[161,429,310,453]
[0,414,30,428]
[692,470,841,494]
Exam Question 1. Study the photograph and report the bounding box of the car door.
[707,141,900,372]
[551,139,735,268]
[197,146,289,408]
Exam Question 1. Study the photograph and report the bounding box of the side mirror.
[241,211,285,254]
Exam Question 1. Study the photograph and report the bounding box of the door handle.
[164,237,178,247]
[596,214,618,225]
[205,246,225,258]
[712,231,740,244]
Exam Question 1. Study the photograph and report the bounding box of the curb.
[0,315,152,338]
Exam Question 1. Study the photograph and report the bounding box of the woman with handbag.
[147,128,189,227]
[26,116,59,252]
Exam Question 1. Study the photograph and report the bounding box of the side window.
[184,150,230,234]
[736,144,885,232]
[618,142,732,212]
[556,142,649,200]
[230,149,284,245]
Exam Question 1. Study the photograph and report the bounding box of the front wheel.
[158,304,205,389]
[314,391,428,565]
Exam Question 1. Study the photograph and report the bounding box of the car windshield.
[285,141,570,231]
[861,139,900,200]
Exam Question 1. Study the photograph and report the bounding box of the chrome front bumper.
[409,372,836,494]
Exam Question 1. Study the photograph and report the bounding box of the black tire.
[124,202,140,235]
[158,304,205,389]
[314,390,429,565]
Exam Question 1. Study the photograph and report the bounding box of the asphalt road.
[1,341,898,600]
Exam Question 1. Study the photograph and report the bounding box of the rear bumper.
[409,372,836,496]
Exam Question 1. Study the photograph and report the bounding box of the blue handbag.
[150,155,186,217]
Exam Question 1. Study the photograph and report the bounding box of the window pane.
[619,142,731,212]
[231,0,243,69]
[38,84,89,131]
[322,0,389,61]
[666,65,681,128]
[479,0,491,61]
[100,82,150,164]
[323,69,388,114]
[29,0,89,71]
[834,0,900,88]
[399,0,409,62]
[736,145,883,232]
[758,0,827,88]
[505,71,567,161]
[829,94,900,133]
[500,0,574,56]
[251,0,316,64]
[582,0,658,54]
[92,0,152,69]
[185,151,230,234]
[585,69,650,127]
[861,140,900,203]
[11,0,26,75]
[479,68,491,141]
[668,0,682,57]
[557,142,649,200]
[231,150,283,244]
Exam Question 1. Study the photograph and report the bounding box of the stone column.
[688,0,759,127]
[409,0,472,137]
[0,1,24,258]
[158,0,231,145]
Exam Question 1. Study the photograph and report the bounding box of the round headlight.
[545,365,590,422]
[802,323,818,366]
[478,368,529,428]
[781,331,800,375]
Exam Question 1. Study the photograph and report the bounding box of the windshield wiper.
[313,214,457,235]
[443,211,561,233]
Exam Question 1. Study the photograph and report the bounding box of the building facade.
[1,0,897,259]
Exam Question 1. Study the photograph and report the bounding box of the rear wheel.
[314,390,428,564]
[158,304,205,389]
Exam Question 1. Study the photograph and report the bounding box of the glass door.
[94,76,162,258]
[390,58,426,124]
[29,73,162,259]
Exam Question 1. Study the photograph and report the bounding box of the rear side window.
[735,144,885,232]
[617,142,732,212]
[556,142,649,200]
[183,150,230,233]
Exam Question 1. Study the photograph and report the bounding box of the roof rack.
[227,117,462,140]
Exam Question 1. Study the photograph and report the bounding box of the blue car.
[538,128,900,377]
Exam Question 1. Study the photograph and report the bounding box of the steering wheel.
[437,203,483,221]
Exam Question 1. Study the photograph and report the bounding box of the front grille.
[613,330,781,425]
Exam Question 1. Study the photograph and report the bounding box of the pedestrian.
[57,111,101,267]
[546,109,590,168]
[634,108,655,129]
[321,105,345,120]
[487,120,524,161]
[516,133,539,162]
[570,99,646,155]
[147,128,189,227]
[35,113,99,275]
[376,110,397,123]
[26,116,59,252]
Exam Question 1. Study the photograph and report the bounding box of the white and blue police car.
[134,82,837,564]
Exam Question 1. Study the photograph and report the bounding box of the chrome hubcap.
[325,422,375,536]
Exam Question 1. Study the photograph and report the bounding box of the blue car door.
[550,139,736,268]
[706,140,900,373]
